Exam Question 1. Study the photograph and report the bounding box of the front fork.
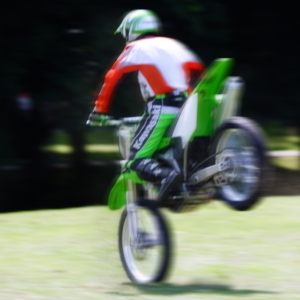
[126,180,139,241]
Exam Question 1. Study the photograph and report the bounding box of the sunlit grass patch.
[0,196,300,300]
[84,144,119,153]
[264,124,300,151]
[41,144,119,154]
[41,145,73,153]
[1,196,300,299]
[271,156,300,171]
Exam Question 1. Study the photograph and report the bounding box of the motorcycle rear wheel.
[210,116,268,211]
[118,199,172,283]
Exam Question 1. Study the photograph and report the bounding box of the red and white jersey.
[95,36,205,113]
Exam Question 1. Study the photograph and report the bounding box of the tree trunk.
[68,129,86,169]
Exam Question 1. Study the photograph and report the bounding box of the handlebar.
[119,116,143,124]
[87,115,142,159]
[87,116,142,127]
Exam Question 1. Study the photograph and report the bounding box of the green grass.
[262,123,300,151]
[271,156,300,171]
[40,128,121,163]
[1,196,300,299]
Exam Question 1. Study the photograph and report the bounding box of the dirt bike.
[88,58,268,284]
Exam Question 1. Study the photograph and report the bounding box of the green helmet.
[115,9,161,44]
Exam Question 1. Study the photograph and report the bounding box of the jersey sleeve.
[95,45,140,113]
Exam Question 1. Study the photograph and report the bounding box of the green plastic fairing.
[191,58,234,138]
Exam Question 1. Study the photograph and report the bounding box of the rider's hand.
[86,108,109,126]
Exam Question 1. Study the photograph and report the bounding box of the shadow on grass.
[108,281,278,296]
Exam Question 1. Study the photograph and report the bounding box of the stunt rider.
[87,9,205,197]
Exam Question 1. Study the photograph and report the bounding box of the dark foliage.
[0,1,299,211]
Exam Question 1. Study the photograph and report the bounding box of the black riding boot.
[130,159,182,200]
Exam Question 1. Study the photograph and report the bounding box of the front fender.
[107,171,146,210]
[108,174,127,210]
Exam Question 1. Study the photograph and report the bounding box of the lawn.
[263,122,300,152]
[1,196,300,299]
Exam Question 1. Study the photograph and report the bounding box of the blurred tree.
[0,0,299,211]
[0,0,124,167]
[228,1,300,164]
[229,2,299,120]
[0,0,299,168]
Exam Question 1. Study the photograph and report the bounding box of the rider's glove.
[86,108,109,126]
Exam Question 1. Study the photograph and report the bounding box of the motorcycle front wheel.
[210,116,268,211]
[118,199,172,284]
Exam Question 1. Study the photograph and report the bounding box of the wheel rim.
[215,129,261,202]
[122,207,166,283]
